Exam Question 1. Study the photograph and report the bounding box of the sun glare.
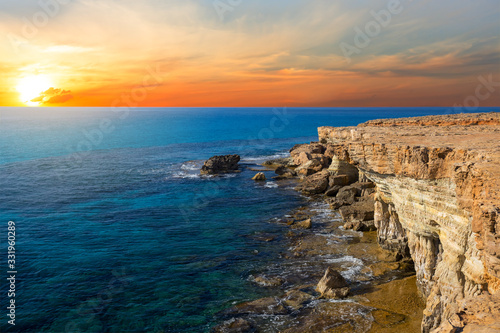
[16,75,54,106]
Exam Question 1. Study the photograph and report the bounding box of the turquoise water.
[0,107,496,332]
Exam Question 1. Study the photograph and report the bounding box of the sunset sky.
[0,0,499,107]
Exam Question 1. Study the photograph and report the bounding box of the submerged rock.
[253,275,284,287]
[316,267,349,299]
[223,297,289,316]
[201,155,240,175]
[251,172,266,181]
[212,318,255,333]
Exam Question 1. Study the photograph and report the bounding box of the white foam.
[180,163,201,171]
[242,152,290,163]
[264,182,278,188]
[171,172,200,179]
[322,255,365,280]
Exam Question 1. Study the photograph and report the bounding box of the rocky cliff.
[318,112,500,332]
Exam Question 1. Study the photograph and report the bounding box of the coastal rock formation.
[201,155,240,175]
[318,112,500,332]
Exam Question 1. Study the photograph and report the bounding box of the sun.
[16,75,54,106]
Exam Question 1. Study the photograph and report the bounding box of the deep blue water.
[0,107,497,332]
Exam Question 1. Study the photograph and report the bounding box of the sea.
[0,107,496,332]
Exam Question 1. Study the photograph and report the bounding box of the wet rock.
[363,262,400,277]
[371,309,407,327]
[253,275,284,287]
[344,220,376,231]
[212,318,255,333]
[201,155,240,175]
[316,267,349,299]
[275,165,290,175]
[283,289,315,311]
[251,172,266,181]
[274,171,296,180]
[262,157,294,168]
[292,218,312,230]
[296,170,330,194]
[224,297,289,316]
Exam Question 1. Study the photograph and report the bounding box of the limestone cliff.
[318,112,500,332]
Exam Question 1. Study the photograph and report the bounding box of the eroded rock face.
[201,155,240,174]
[318,112,500,333]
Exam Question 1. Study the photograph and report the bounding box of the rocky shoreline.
[208,112,500,333]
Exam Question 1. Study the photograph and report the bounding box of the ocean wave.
[322,255,365,281]
[264,182,278,188]
[180,161,202,171]
[171,172,200,179]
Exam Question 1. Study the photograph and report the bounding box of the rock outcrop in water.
[201,154,240,175]
[317,112,500,332]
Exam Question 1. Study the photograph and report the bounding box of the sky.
[0,0,499,107]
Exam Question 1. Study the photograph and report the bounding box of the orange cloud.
[31,87,73,104]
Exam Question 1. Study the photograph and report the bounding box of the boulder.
[316,267,350,299]
[296,170,330,194]
[329,175,349,186]
[335,186,358,206]
[251,172,266,181]
[201,155,240,175]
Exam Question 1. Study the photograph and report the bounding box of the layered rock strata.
[317,112,500,332]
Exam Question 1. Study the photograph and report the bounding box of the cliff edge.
[318,112,500,332]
